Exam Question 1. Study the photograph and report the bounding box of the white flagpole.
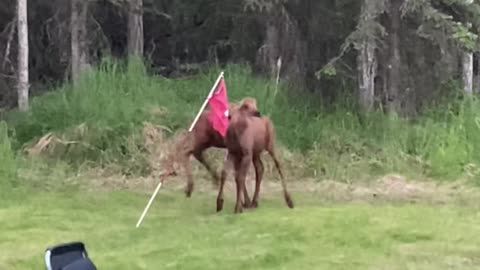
[136,179,163,228]
[188,71,224,132]
[135,71,225,228]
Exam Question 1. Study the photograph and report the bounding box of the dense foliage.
[1,0,480,113]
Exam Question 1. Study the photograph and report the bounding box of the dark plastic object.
[45,242,97,270]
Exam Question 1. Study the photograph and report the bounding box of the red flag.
[208,78,230,137]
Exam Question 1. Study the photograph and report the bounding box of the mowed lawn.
[2,189,480,270]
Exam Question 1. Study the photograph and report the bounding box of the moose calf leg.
[234,156,250,214]
[251,156,264,208]
[216,169,227,212]
[242,182,252,208]
[194,151,220,187]
[183,156,194,198]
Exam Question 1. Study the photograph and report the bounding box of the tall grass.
[0,120,18,194]
[6,58,480,182]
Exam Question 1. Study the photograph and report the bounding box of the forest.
[1,0,479,111]
[2,1,480,269]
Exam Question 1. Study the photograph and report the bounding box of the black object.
[44,242,97,270]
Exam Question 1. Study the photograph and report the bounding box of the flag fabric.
[208,77,230,137]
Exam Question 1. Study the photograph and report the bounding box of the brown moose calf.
[216,101,294,214]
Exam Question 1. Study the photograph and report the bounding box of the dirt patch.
[308,175,480,206]
[74,166,480,208]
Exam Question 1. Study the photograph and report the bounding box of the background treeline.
[2,0,480,113]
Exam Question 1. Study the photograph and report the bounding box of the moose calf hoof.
[216,198,224,212]
[251,201,258,208]
[185,185,193,198]
[234,206,243,214]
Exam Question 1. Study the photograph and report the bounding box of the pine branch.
[315,0,386,80]
[404,0,478,51]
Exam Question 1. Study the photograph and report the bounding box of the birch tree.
[462,50,473,95]
[128,0,143,57]
[356,0,385,112]
[458,2,477,95]
[71,0,89,84]
[17,0,28,111]
[386,0,402,115]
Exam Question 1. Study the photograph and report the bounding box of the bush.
[6,58,480,183]
[7,59,301,175]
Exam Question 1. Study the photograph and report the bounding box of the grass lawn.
[1,188,480,269]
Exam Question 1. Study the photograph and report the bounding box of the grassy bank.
[3,58,480,183]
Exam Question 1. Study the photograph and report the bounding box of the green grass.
[2,189,480,269]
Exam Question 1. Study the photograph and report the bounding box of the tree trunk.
[475,54,480,93]
[17,0,29,111]
[71,0,89,84]
[256,19,280,76]
[462,51,473,95]
[386,0,402,115]
[255,6,306,88]
[358,42,377,112]
[357,0,379,112]
[128,0,144,58]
